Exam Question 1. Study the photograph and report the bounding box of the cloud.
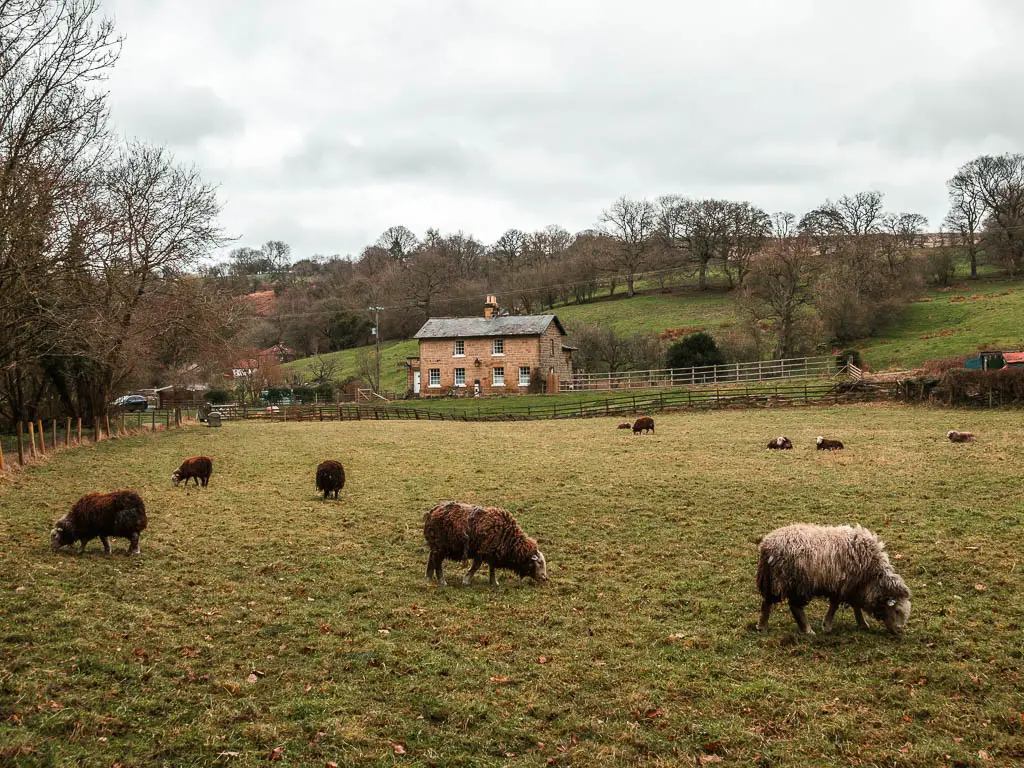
[98,0,1024,257]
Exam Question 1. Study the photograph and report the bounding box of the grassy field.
[281,277,1024,396]
[281,340,417,394]
[857,281,1024,370]
[2,406,1023,766]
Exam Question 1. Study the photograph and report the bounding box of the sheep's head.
[171,470,182,487]
[815,436,824,445]
[947,430,956,439]
[869,574,911,634]
[528,550,549,583]
[50,520,74,550]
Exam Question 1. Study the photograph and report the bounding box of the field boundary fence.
[560,355,842,392]
[210,380,892,425]
[0,407,194,474]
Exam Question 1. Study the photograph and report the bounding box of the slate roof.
[414,314,566,339]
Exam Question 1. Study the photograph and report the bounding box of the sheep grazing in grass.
[632,416,655,435]
[315,460,346,499]
[947,430,976,443]
[767,436,793,450]
[815,436,844,451]
[423,501,548,587]
[171,456,213,487]
[617,422,632,430]
[51,490,147,555]
[755,523,911,635]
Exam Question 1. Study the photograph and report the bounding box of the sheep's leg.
[436,558,447,587]
[756,600,773,631]
[128,533,141,555]
[425,553,436,583]
[462,558,483,586]
[77,538,89,554]
[853,606,869,630]
[789,602,814,635]
[823,598,840,632]
[488,564,500,587]
[100,536,111,554]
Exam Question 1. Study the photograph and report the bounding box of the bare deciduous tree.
[945,168,986,279]
[598,197,657,297]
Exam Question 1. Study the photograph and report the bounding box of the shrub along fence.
[894,368,1024,407]
[209,381,890,424]
[0,408,192,473]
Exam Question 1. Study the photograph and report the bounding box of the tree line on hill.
[0,1,239,429]
[231,154,1024,370]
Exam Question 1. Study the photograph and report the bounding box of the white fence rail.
[562,355,841,392]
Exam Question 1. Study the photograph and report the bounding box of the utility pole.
[369,306,384,392]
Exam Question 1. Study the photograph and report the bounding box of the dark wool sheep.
[947,430,976,443]
[755,523,911,635]
[171,456,213,487]
[632,416,655,435]
[51,490,147,555]
[815,436,844,451]
[315,460,346,499]
[767,436,793,450]
[423,501,548,587]
[617,422,632,430]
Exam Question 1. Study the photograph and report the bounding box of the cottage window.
[550,339,555,355]
[453,340,464,357]
[492,366,505,387]
[428,368,440,388]
[454,368,466,387]
[518,366,530,387]
[492,338,504,355]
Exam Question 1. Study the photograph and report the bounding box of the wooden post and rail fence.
[0,408,191,472]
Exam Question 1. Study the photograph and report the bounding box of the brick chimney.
[483,294,498,319]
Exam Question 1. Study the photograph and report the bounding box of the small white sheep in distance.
[755,523,911,635]
[947,430,975,443]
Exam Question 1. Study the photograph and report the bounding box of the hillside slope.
[281,278,1024,389]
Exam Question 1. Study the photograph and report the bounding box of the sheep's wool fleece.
[467,505,539,565]
[758,523,901,602]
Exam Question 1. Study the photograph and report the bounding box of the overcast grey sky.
[101,0,1022,259]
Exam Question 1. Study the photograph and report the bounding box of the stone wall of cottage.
[414,330,568,396]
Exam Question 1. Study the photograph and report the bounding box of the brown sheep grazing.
[617,422,632,430]
[767,436,793,450]
[51,490,147,555]
[755,523,911,635]
[632,416,655,435]
[947,430,975,443]
[423,501,548,587]
[171,456,213,487]
[315,460,346,499]
[815,436,844,451]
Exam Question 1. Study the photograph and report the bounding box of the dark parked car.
[112,394,149,412]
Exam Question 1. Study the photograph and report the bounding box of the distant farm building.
[408,296,574,396]
[231,343,296,378]
[964,350,1024,370]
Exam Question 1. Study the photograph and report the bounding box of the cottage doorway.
[413,371,421,394]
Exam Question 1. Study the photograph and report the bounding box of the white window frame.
[492,338,504,356]
[492,366,505,387]
[518,366,531,387]
[453,340,465,357]
[454,368,466,387]
[428,368,441,388]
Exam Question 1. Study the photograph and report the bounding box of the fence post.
[119,413,125,435]
[76,417,82,444]
[165,411,170,429]
[17,422,25,465]
[104,414,112,439]
[65,417,72,447]
[0,441,4,472]
[151,411,156,431]
[52,419,57,450]
[28,420,37,457]
[36,420,45,455]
